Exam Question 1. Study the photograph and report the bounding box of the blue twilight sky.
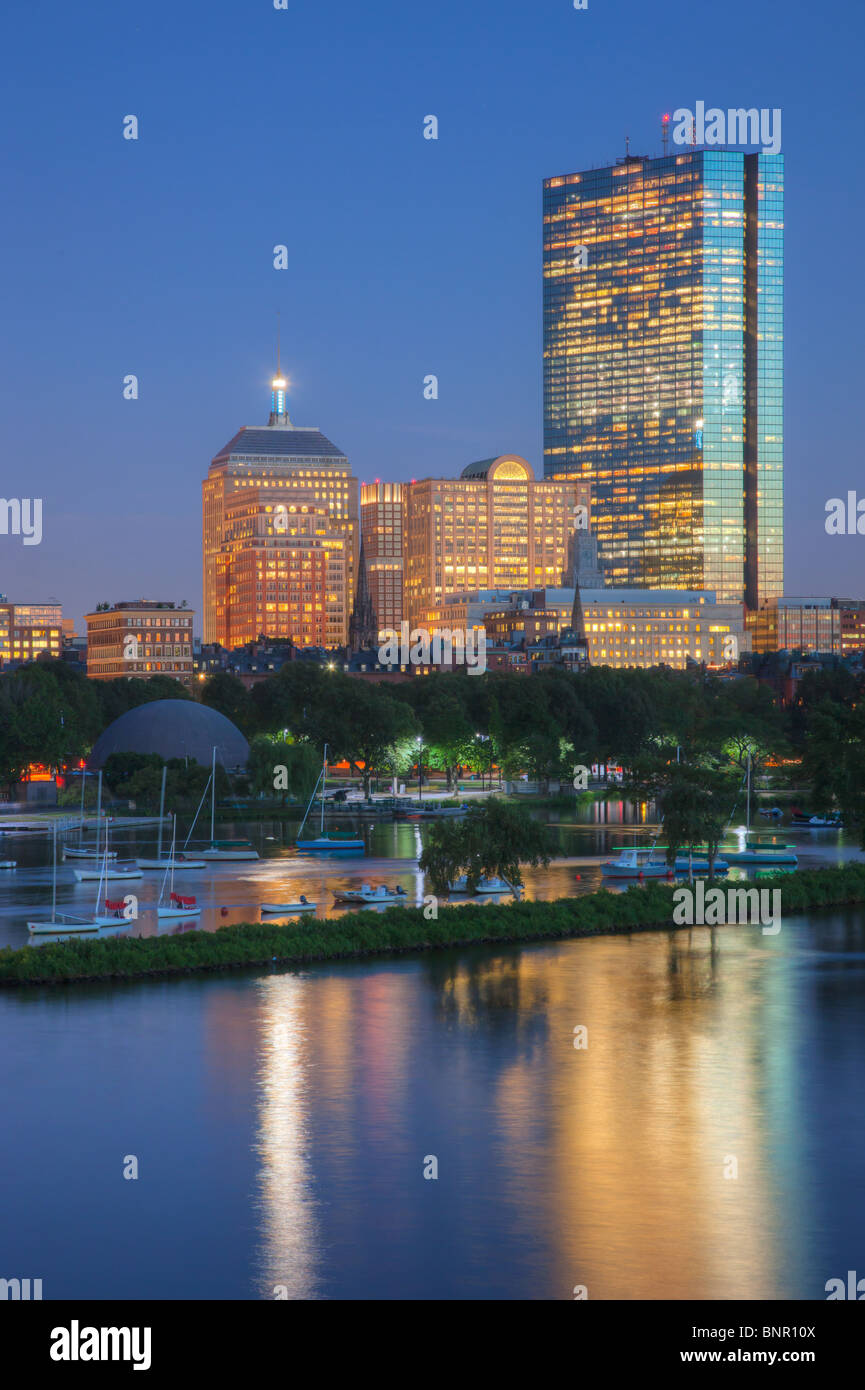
[1,0,862,633]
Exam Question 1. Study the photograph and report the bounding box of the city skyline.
[4,0,864,632]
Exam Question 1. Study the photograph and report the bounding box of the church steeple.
[269,314,291,426]
[349,538,378,653]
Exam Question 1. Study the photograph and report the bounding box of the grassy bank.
[3,863,865,987]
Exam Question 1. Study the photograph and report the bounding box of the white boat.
[447,874,518,894]
[29,824,131,935]
[261,897,316,914]
[137,854,206,869]
[601,847,671,879]
[296,744,365,854]
[473,876,515,894]
[27,917,119,936]
[156,815,202,919]
[73,863,141,882]
[63,846,118,861]
[333,883,408,905]
[0,860,16,869]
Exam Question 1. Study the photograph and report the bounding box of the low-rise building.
[419,588,750,670]
[85,600,195,685]
[748,596,865,656]
[0,598,63,668]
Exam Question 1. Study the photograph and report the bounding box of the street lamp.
[416,736,423,805]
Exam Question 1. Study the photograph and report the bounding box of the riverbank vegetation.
[4,863,865,987]
[5,658,865,844]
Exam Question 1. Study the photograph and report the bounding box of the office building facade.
[543,148,783,608]
[203,375,358,647]
[360,481,404,633]
[85,600,195,684]
[404,455,590,625]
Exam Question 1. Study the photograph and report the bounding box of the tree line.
[2,658,864,843]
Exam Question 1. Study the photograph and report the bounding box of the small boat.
[673,856,729,874]
[333,883,408,905]
[190,749,260,860]
[157,892,200,921]
[29,825,132,934]
[261,897,317,914]
[137,853,207,869]
[296,836,365,853]
[28,918,116,935]
[156,817,201,918]
[0,860,16,869]
[724,849,799,866]
[791,808,841,828]
[601,847,672,879]
[474,876,515,893]
[63,846,118,861]
[296,744,365,854]
[73,863,142,882]
[759,807,784,819]
[201,842,260,861]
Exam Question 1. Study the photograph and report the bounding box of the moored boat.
[296,744,365,854]
[73,863,142,882]
[261,897,317,914]
[333,883,408,905]
[602,847,672,879]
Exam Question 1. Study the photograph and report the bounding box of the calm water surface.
[2,905,864,1299]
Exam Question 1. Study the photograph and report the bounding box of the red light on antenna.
[662,113,671,122]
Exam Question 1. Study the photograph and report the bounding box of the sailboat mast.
[746,752,752,833]
[79,769,86,847]
[51,821,57,922]
[210,747,217,844]
[321,744,328,836]
[95,770,103,860]
[157,766,167,860]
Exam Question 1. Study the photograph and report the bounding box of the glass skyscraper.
[543,149,783,607]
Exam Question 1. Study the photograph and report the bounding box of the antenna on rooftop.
[661,112,670,156]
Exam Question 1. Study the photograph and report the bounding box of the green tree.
[200,672,254,735]
[419,798,552,894]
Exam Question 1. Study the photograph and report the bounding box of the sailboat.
[200,747,259,861]
[28,824,128,934]
[63,771,118,860]
[295,744,365,853]
[724,755,798,867]
[156,815,201,919]
[72,806,141,881]
[137,767,206,868]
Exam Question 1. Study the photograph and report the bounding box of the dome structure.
[88,700,249,771]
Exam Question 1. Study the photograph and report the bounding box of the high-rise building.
[203,372,358,646]
[360,481,404,634]
[404,455,589,626]
[543,148,783,608]
[85,600,194,684]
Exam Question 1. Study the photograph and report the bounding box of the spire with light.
[269,311,291,425]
